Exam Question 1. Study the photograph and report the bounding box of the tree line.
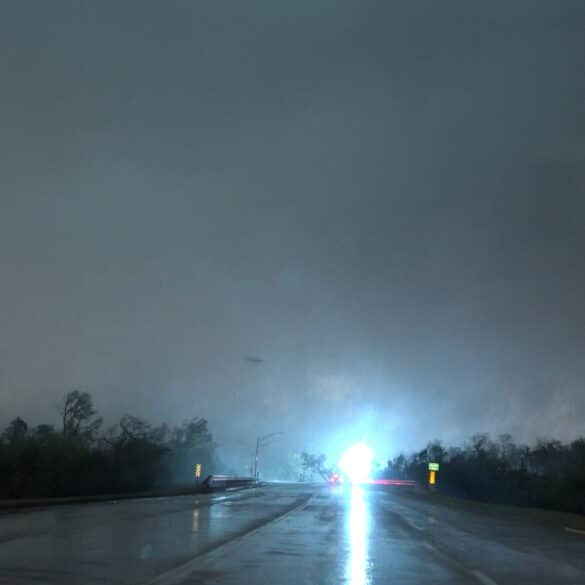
[380,433,585,515]
[0,390,218,499]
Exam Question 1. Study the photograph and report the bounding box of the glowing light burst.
[339,441,374,483]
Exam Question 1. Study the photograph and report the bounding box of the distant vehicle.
[245,356,264,364]
[328,472,342,484]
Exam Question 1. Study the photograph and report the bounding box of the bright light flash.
[339,441,374,483]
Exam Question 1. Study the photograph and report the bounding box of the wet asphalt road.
[1,483,585,585]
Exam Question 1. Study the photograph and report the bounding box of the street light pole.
[253,436,260,481]
[253,432,283,481]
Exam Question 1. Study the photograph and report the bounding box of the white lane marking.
[565,526,585,536]
[471,570,499,585]
[400,515,425,532]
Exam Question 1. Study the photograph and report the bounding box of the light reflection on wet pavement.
[156,485,585,585]
[346,486,369,585]
[2,484,585,585]
[167,484,469,585]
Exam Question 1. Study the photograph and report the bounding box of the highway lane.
[1,483,585,584]
[375,487,585,584]
[0,485,311,585]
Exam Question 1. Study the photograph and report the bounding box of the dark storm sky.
[1,1,584,465]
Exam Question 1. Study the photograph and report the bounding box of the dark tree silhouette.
[32,424,57,445]
[60,390,102,443]
[0,390,218,499]
[379,434,585,514]
[2,417,28,444]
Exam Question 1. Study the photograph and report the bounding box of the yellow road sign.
[195,463,202,479]
[429,470,436,485]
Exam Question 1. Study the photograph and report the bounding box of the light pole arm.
[253,432,283,480]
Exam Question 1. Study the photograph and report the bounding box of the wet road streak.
[1,484,585,584]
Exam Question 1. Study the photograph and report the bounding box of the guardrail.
[201,475,257,490]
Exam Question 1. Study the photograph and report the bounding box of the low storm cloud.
[1,1,584,468]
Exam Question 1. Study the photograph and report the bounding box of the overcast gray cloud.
[1,1,584,468]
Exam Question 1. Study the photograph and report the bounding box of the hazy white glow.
[339,441,374,483]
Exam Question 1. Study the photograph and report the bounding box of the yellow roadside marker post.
[428,462,439,490]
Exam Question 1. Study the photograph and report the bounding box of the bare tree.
[60,390,102,443]
[300,451,332,481]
